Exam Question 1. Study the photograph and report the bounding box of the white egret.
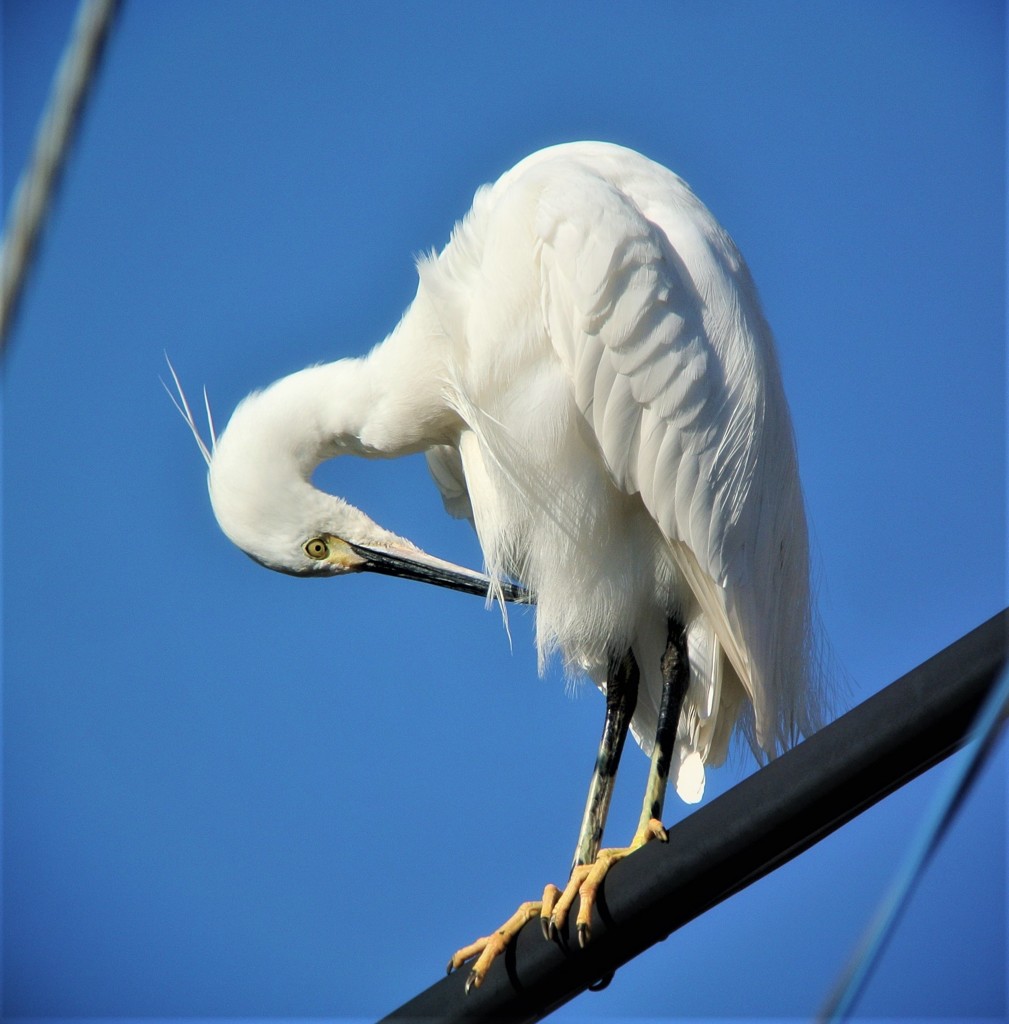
[171,142,824,992]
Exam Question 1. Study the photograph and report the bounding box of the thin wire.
[818,662,1009,1022]
[0,0,120,353]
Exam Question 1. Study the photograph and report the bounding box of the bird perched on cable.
[170,141,824,993]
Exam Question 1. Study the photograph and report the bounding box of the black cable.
[379,610,1007,1024]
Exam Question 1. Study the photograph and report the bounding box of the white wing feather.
[528,147,816,760]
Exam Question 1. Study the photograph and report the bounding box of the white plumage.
[190,142,821,805]
[173,141,826,984]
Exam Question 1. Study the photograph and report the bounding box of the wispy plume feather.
[162,354,216,468]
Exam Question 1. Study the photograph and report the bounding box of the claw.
[453,898,550,994]
[577,921,590,948]
[446,958,454,976]
[540,881,561,941]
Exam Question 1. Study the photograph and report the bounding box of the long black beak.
[348,541,530,603]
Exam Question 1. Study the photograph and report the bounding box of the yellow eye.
[304,537,329,560]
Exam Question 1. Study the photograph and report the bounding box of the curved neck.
[213,295,459,496]
[262,359,380,469]
[205,293,459,569]
[318,305,459,461]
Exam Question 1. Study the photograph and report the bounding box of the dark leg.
[547,617,690,947]
[636,616,689,833]
[542,650,640,943]
[450,626,689,985]
[570,650,640,873]
[449,650,641,987]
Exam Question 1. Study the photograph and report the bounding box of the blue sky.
[3,2,1005,1022]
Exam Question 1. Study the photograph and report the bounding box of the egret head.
[166,359,525,600]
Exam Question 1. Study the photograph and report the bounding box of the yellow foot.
[446,819,666,992]
[447,884,562,993]
[548,818,668,947]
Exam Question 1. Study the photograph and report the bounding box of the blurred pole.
[380,609,1007,1024]
[0,0,121,355]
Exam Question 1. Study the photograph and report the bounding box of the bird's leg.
[446,650,638,991]
[635,615,689,838]
[543,650,640,943]
[568,650,641,872]
[549,618,689,947]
